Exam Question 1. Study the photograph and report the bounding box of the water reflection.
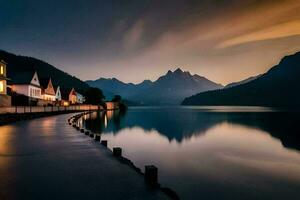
[82,107,300,200]
[83,107,300,151]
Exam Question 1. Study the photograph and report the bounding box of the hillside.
[0,50,90,93]
[87,68,223,105]
[224,75,261,89]
[182,51,300,106]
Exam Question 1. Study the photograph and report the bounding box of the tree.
[84,87,105,105]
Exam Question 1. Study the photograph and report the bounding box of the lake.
[81,106,300,200]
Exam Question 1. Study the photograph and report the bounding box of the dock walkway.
[0,113,169,200]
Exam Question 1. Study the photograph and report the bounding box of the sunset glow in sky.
[1,0,300,84]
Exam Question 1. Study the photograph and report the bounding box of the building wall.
[11,85,29,96]
[12,85,42,99]
[29,85,42,99]
[0,95,11,107]
[69,94,77,104]
[0,62,7,77]
[0,80,7,95]
[42,94,56,101]
[0,61,7,95]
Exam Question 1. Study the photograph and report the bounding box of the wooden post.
[113,147,122,157]
[101,140,107,147]
[95,134,101,141]
[145,165,158,186]
[89,132,94,138]
[85,131,90,135]
[80,129,85,133]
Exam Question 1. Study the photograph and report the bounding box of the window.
[0,66,3,75]
[0,81,4,92]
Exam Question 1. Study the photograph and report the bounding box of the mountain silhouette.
[224,74,261,89]
[182,51,300,106]
[87,68,223,105]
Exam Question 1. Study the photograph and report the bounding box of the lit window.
[0,66,3,75]
[0,81,4,92]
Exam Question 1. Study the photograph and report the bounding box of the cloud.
[123,19,145,50]
[217,20,300,48]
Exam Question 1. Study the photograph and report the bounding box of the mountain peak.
[174,68,184,73]
[166,70,173,75]
[165,68,190,77]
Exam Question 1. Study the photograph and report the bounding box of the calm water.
[81,106,300,200]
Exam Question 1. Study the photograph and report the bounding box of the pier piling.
[101,140,107,147]
[95,135,101,141]
[113,147,122,157]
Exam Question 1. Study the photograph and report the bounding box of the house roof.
[54,85,60,93]
[40,78,56,96]
[60,88,74,100]
[10,71,36,85]
[39,78,50,89]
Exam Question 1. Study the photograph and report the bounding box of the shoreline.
[0,104,101,126]
[0,110,79,126]
[0,109,97,126]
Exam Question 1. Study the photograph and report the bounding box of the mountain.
[224,75,261,89]
[182,51,300,106]
[0,50,89,93]
[86,78,149,100]
[86,68,223,105]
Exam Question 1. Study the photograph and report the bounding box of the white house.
[40,78,56,102]
[0,60,8,95]
[76,92,85,104]
[0,60,11,106]
[69,88,77,104]
[61,88,77,105]
[55,86,61,101]
[11,71,42,99]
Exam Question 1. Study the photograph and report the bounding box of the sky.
[1,0,300,85]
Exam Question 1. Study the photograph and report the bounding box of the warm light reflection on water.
[0,125,16,159]
[82,107,300,199]
[0,124,17,198]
